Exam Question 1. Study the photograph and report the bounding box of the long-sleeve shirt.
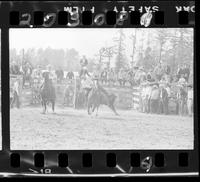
[188,90,193,100]
[13,81,20,95]
[150,88,160,100]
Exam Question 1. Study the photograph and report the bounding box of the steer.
[87,88,119,116]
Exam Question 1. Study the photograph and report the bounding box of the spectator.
[177,65,184,80]
[183,64,190,82]
[127,69,135,87]
[145,82,152,113]
[32,65,42,79]
[10,61,20,75]
[134,67,146,85]
[187,84,193,116]
[55,67,64,83]
[100,68,108,85]
[178,74,187,86]
[118,69,124,86]
[108,68,116,86]
[66,71,74,80]
[46,64,56,81]
[154,63,163,81]
[80,55,90,78]
[10,77,21,108]
[150,84,160,114]
[159,83,169,115]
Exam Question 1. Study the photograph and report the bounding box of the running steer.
[87,89,119,116]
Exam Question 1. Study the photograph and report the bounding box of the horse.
[40,72,56,114]
[87,87,119,116]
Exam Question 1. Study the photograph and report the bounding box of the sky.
[10,28,134,56]
[9,28,193,67]
[9,28,149,65]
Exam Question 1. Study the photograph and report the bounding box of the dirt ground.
[10,106,194,150]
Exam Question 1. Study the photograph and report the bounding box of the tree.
[65,48,80,71]
[129,29,137,68]
[113,29,128,72]
[155,29,170,64]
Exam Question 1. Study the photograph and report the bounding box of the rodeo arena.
[9,55,194,150]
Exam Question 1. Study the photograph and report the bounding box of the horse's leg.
[41,100,45,114]
[95,105,99,117]
[87,101,92,115]
[110,105,119,116]
[52,100,55,113]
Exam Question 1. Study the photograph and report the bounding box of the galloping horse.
[40,71,56,114]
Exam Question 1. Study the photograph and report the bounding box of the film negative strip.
[0,0,198,177]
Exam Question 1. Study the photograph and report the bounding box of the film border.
[0,0,198,176]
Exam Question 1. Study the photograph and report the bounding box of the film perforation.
[33,11,44,26]
[58,153,68,168]
[178,11,189,25]
[130,11,141,25]
[106,11,117,25]
[9,11,19,25]
[57,11,69,25]
[82,11,92,25]
[34,153,44,168]
[154,153,165,167]
[10,153,20,168]
[154,11,164,25]
[178,152,189,167]
[82,153,92,168]
[106,153,116,168]
[130,153,140,167]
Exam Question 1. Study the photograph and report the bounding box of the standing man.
[187,84,193,116]
[80,55,90,78]
[10,77,21,108]
[150,84,160,114]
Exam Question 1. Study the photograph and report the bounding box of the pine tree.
[113,29,128,72]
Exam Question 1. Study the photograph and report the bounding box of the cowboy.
[100,68,108,85]
[92,74,109,96]
[182,64,190,82]
[55,67,64,83]
[178,74,187,86]
[80,56,90,78]
[108,68,116,86]
[81,75,93,99]
[10,77,21,108]
[66,71,74,81]
[134,66,146,85]
[187,84,193,116]
[159,82,169,114]
[32,65,42,79]
[46,64,56,81]
[141,83,148,112]
[150,84,160,114]
[145,82,152,113]
[154,63,163,81]
[80,55,88,68]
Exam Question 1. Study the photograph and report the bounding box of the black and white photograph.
[9,28,194,150]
